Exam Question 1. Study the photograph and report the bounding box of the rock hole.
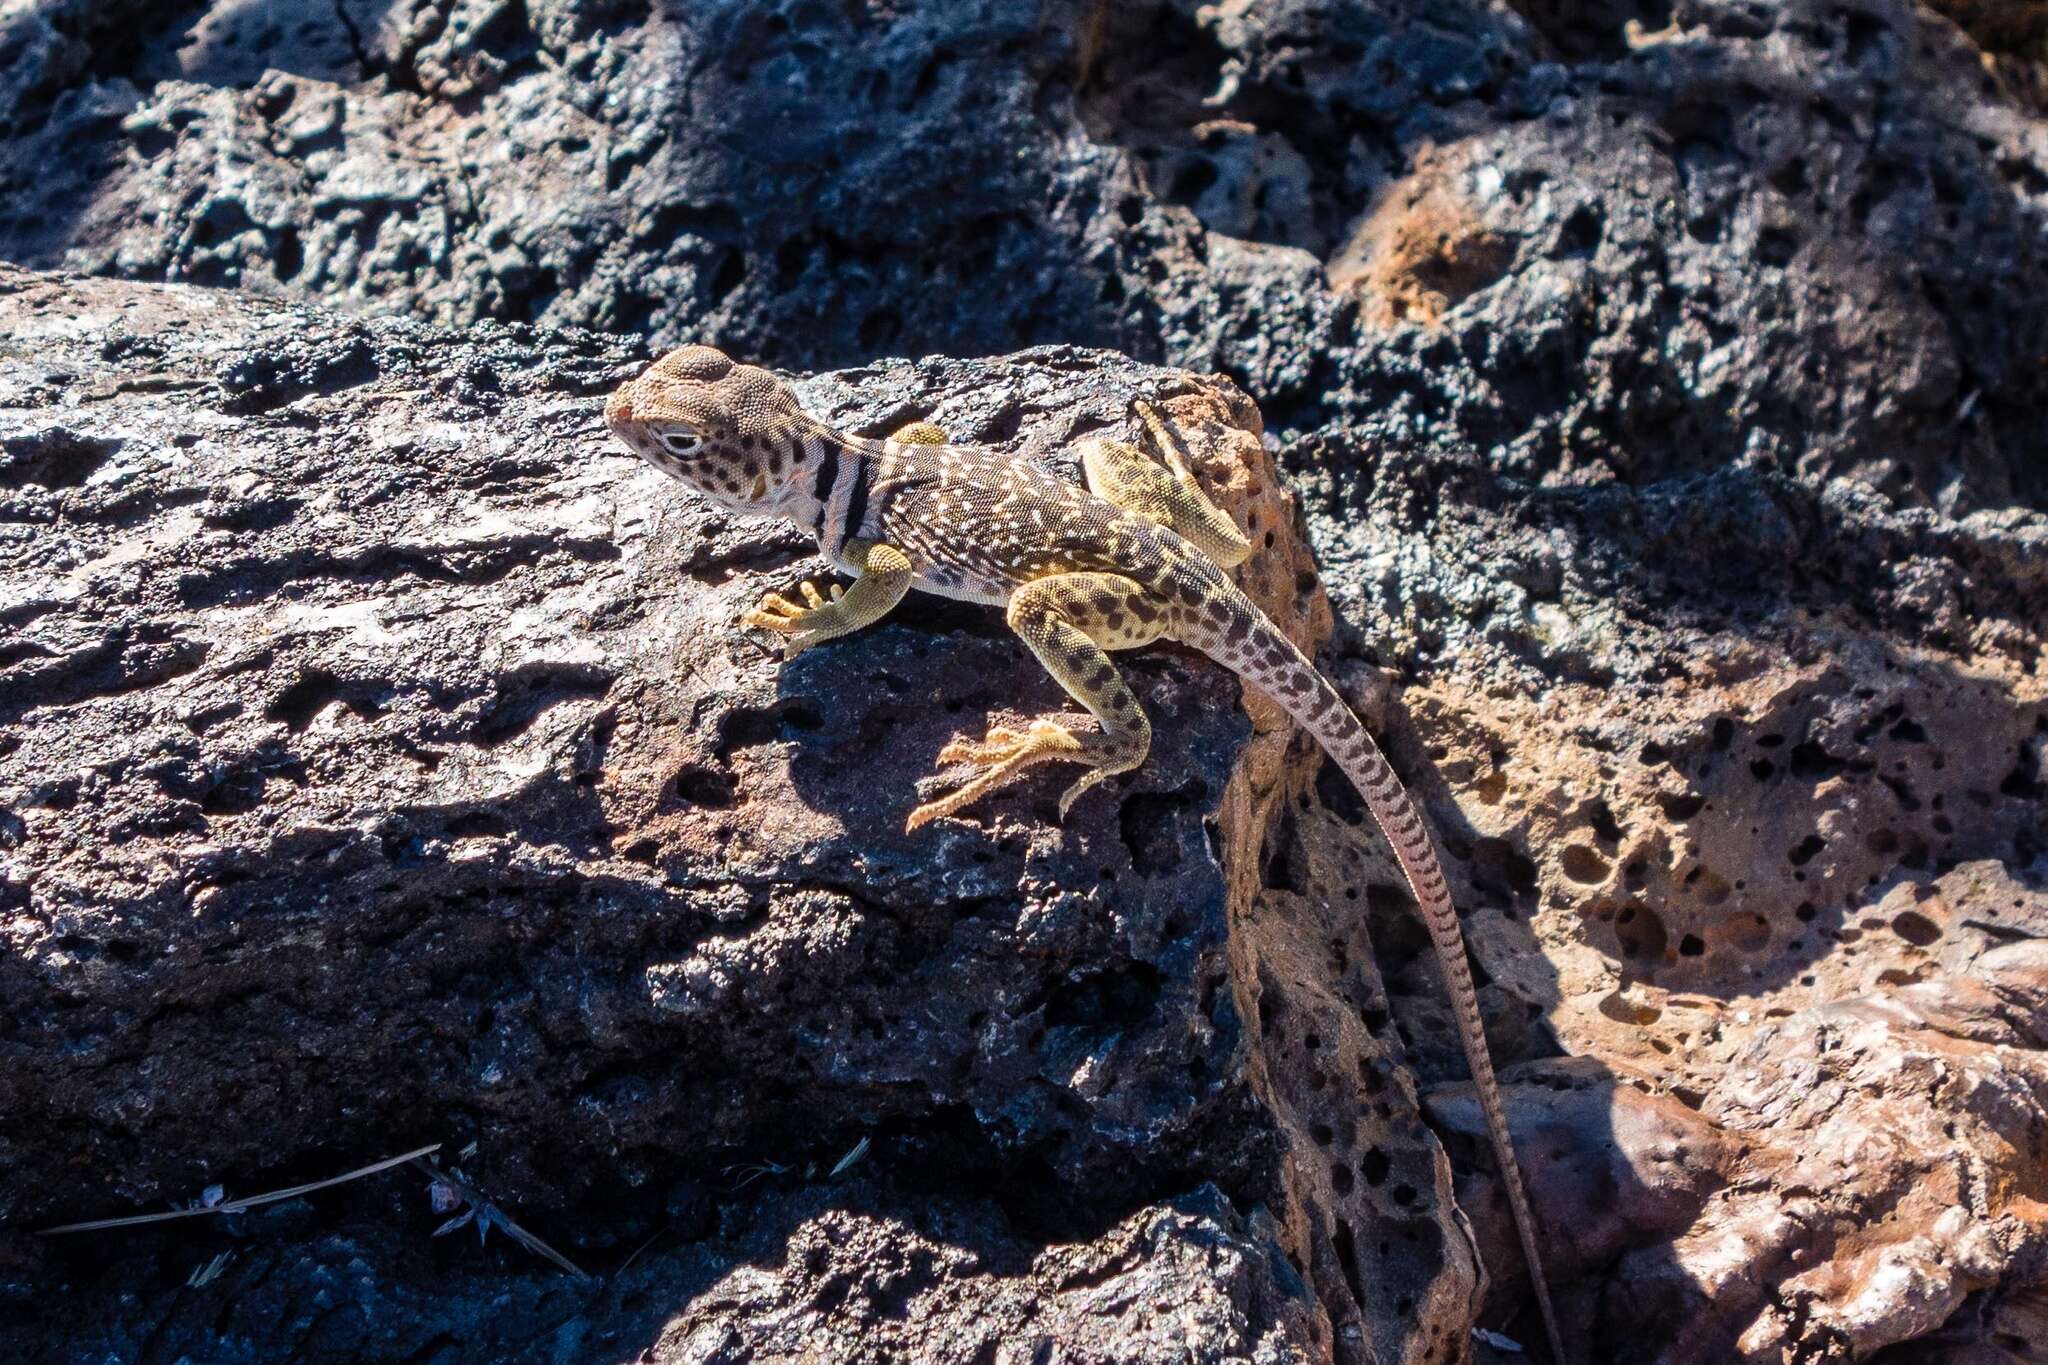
[1467,837,1538,899]
[1559,844,1609,884]
[1169,155,1220,203]
[716,699,826,754]
[1723,912,1770,952]
[1259,810,1311,894]
[708,250,746,303]
[1658,792,1705,821]
[0,428,124,490]
[1332,1222,1364,1301]
[1554,202,1604,256]
[1315,761,1368,826]
[1790,742,1844,781]
[444,811,506,838]
[267,669,345,732]
[1999,741,2044,799]
[472,664,614,747]
[1891,910,1941,947]
[673,764,737,809]
[1614,904,1668,962]
[1044,962,1164,1028]
[1755,225,1800,266]
[1767,156,1809,196]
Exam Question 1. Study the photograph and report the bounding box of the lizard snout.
[603,384,635,435]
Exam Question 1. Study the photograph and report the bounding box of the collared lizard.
[606,346,1566,1362]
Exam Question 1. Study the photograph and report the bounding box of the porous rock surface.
[6,256,2048,1362]
[2,0,2045,506]
[3,0,2048,1360]
[0,263,1352,1362]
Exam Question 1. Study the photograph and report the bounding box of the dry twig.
[408,1156,592,1281]
[38,1144,443,1236]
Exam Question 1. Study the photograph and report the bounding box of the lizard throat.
[794,431,871,557]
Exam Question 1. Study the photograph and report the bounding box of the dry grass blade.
[830,1135,871,1178]
[186,1249,234,1287]
[38,1144,443,1236]
[405,1157,592,1281]
[612,1227,668,1281]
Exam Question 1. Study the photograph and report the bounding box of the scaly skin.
[606,346,1567,1362]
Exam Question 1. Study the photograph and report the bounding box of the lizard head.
[605,345,812,514]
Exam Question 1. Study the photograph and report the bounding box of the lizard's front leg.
[743,538,912,659]
[907,573,1166,830]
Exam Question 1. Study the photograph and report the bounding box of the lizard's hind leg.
[906,573,1165,831]
[1078,400,1252,568]
[889,419,950,445]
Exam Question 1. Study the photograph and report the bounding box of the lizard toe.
[1055,766,1113,820]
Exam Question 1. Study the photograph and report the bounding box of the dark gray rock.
[0,264,1326,1362]
[0,1,2039,511]
[6,247,2048,1361]
[2,0,2042,507]
[13,1177,1321,1364]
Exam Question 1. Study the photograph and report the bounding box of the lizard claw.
[1056,765,1114,820]
[743,593,804,628]
[908,720,1088,831]
[743,580,846,656]
[936,724,1026,765]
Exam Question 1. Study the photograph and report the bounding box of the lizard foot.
[742,580,845,658]
[906,718,1099,831]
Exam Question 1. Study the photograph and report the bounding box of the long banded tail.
[1185,589,1566,1364]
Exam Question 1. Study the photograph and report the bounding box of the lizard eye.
[659,431,703,457]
